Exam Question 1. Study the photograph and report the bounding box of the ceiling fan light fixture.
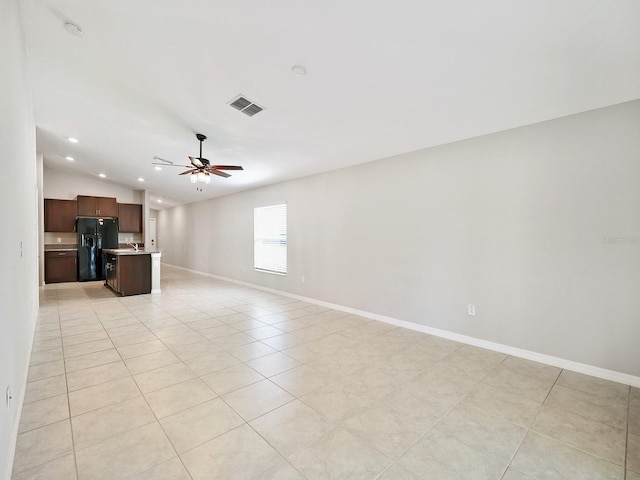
[190,174,198,184]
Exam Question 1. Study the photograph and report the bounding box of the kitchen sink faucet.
[127,242,139,251]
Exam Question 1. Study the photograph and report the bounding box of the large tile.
[270,364,333,397]
[160,398,244,452]
[71,396,156,449]
[545,384,627,430]
[124,349,181,375]
[288,427,391,479]
[62,338,115,359]
[430,403,526,462]
[145,378,216,418]
[11,454,76,480]
[482,366,555,403]
[69,376,140,416]
[29,348,64,365]
[136,457,192,479]
[227,341,278,361]
[511,431,623,479]
[396,430,507,480]
[500,356,561,381]
[181,424,298,480]
[134,362,197,393]
[18,394,69,433]
[246,352,302,377]
[200,363,265,396]
[343,400,429,459]
[23,374,67,404]
[300,380,377,423]
[62,329,109,346]
[630,387,640,435]
[184,350,240,376]
[379,384,460,429]
[75,422,175,480]
[250,400,335,457]
[377,463,421,480]
[12,420,74,474]
[26,360,65,382]
[531,405,626,465]
[64,348,121,373]
[66,360,129,391]
[222,379,295,421]
[462,382,542,427]
[116,339,168,359]
[556,370,629,401]
[628,433,640,474]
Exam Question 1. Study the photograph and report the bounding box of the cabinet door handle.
[58,253,65,256]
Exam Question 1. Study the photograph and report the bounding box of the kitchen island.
[103,249,161,296]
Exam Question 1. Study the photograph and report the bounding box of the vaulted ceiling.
[21,0,640,208]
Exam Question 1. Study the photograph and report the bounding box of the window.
[254,204,287,275]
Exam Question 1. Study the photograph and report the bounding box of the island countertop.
[102,248,159,256]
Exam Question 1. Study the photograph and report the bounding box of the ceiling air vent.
[229,95,264,117]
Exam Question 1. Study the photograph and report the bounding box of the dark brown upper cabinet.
[117,203,143,233]
[77,195,118,217]
[44,199,77,232]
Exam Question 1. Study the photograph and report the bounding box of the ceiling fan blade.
[153,163,192,168]
[207,169,231,178]
[211,165,243,170]
[179,169,197,175]
[188,156,204,168]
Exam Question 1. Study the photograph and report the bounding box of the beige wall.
[159,100,640,377]
[0,0,39,476]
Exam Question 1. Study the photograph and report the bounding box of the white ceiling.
[21,0,640,208]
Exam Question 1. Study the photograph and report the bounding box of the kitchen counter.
[44,244,77,252]
[103,250,161,296]
[103,248,158,256]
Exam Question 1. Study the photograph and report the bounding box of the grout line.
[624,385,630,480]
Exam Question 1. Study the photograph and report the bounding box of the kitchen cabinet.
[44,199,77,232]
[45,250,77,283]
[117,203,143,232]
[104,252,151,296]
[77,195,118,217]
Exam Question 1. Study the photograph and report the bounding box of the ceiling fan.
[153,133,243,182]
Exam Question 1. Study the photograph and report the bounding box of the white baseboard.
[4,308,37,480]
[164,263,640,388]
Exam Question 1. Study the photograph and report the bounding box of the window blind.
[254,204,287,275]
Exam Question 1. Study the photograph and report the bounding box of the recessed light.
[157,199,163,203]
[154,166,162,171]
[65,156,74,161]
[291,65,307,76]
[98,173,106,178]
[67,137,79,143]
[137,177,145,182]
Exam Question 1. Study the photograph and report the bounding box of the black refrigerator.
[77,218,118,281]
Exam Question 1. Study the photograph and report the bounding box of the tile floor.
[11,265,640,479]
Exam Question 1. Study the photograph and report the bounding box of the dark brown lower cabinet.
[105,253,151,296]
[45,251,77,283]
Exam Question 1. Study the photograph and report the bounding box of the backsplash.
[43,232,143,245]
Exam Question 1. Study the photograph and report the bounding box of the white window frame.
[254,203,287,275]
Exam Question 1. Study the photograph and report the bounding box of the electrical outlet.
[468,304,476,316]
[6,386,12,410]
[56,237,62,243]
[301,276,306,284]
